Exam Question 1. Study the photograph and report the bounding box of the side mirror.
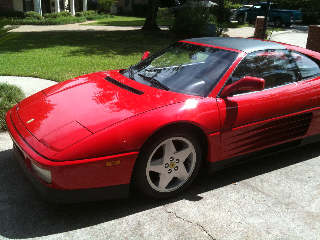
[141,51,150,60]
[220,76,265,97]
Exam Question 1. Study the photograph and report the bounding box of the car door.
[290,50,320,141]
[216,49,318,160]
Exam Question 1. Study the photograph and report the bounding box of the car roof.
[183,37,287,53]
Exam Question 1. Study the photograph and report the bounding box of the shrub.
[210,7,232,23]
[44,11,72,19]
[25,11,44,20]
[302,12,319,24]
[224,1,242,10]
[99,0,116,13]
[0,10,24,19]
[157,8,174,19]
[11,16,87,25]
[75,11,113,20]
[172,4,212,37]
[0,83,25,131]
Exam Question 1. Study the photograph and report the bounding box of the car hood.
[16,71,198,152]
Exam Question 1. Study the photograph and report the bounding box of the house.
[0,0,260,15]
[0,0,89,15]
[115,0,146,13]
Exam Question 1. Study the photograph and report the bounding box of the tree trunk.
[142,0,161,31]
[217,0,224,22]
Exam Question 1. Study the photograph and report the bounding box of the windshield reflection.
[121,42,238,97]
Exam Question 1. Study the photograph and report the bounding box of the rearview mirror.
[141,51,150,60]
[220,76,265,97]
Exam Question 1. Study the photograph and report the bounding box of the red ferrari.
[6,37,320,202]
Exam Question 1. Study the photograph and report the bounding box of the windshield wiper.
[138,74,170,91]
[126,65,135,80]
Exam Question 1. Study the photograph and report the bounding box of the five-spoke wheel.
[133,131,202,198]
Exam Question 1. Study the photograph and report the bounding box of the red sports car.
[6,37,320,202]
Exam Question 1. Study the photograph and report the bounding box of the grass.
[84,16,174,26]
[0,30,179,82]
[0,83,25,131]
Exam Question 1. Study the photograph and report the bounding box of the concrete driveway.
[1,140,319,239]
[1,24,319,239]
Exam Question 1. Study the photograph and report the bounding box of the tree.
[142,0,161,31]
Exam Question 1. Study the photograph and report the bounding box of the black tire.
[237,15,244,24]
[132,130,202,199]
[274,17,283,27]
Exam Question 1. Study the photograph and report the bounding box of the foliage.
[85,15,172,26]
[0,10,25,19]
[224,1,242,10]
[99,0,117,13]
[25,11,44,20]
[273,0,320,11]
[44,11,72,19]
[11,16,87,25]
[302,12,319,24]
[132,4,149,17]
[75,11,112,20]
[157,8,174,19]
[0,18,20,45]
[172,3,212,37]
[210,6,232,23]
[0,83,25,131]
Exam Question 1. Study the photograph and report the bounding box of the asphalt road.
[1,24,319,239]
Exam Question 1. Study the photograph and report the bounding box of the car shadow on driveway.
[1,142,319,239]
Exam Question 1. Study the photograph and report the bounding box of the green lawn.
[0,31,179,82]
[84,16,174,26]
[0,83,25,131]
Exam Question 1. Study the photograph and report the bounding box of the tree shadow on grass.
[1,140,319,238]
[86,20,147,26]
[0,30,178,57]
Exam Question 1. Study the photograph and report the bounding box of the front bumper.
[290,19,302,24]
[6,109,139,203]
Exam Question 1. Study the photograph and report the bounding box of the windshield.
[121,42,238,97]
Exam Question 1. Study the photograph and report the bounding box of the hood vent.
[105,77,144,95]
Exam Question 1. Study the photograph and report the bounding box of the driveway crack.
[162,202,215,240]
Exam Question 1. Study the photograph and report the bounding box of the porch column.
[34,0,42,15]
[70,0,75,15]
[55,0,60,12]
[83,0,87,11]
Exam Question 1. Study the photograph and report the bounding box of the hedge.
[11,16,87,25]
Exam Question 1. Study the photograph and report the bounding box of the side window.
[229,50,297,93]
[252,5,261,10]
[291,51,320,79]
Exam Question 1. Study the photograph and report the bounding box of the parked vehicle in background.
[170,0,218,13]
[230,5,253,20]
[236,2,302,27]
